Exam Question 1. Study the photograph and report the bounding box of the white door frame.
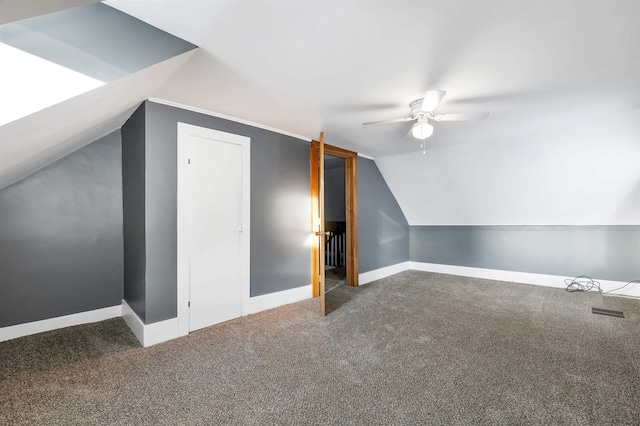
[177,122,251,337]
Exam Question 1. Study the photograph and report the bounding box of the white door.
[182,125,249,332]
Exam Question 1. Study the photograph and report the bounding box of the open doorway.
[310,141,358,299]
[324,154,346,288]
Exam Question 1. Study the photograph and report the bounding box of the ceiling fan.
[362,90,489,140]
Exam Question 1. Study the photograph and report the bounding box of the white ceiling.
[106,0,639,158]
[0,50,195,188]
[105,0,640,225]
[2,0,637,224]
[0,3,197,189]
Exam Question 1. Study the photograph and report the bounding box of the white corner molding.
[0,305,122,343]
[149,97,312,143]
[409,262,640,298]
[357,152,374,160]
[249,284,312,314]
[1,285,312,346]
[359,261,411,285]
[124,284,312,347]
[121,300,180,348]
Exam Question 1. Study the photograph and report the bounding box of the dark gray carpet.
[326,265,346,281]
[1,271,639,425]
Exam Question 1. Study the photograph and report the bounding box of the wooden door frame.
[311,140,359,297]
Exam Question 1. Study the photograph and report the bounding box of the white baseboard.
[124,285,313,346]
[359,261,411,285]
[249,284,312,314]
[409,262,640,298]
[8,262,630,345]
[121,300,180,347]
[0,305,122,343]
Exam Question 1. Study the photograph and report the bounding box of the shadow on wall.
[614,179,640,223]
[606,226,640,281]
[377,211,409,265]
[0,131,124,328]
[377,211,408,245]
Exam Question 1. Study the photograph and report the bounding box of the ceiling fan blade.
[433,112,489,121]
[362,117,414,126]
[421,90,446,112]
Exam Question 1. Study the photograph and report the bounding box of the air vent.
[592,307,625,318]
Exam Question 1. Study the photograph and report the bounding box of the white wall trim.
[121,300,144,345]
[249,284,312,314]
[8,262,633,345]
[409,262,640,298]
[0,305,122,343]
[357,152,374,160]
[359,261,411,285]
[149,97,312,143]
[121,300,180,347]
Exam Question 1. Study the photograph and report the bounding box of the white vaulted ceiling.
[106,0,640,226]
[5,0,639,225]
[106,1,639,154]
[0,50,195,188]
[0,2,197,188]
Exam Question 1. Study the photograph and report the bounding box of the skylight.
[0,42,105,126]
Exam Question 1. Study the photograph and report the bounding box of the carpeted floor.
[1,271,639,425]
[326,265,346,281]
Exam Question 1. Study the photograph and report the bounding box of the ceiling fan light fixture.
[411,121,434,139]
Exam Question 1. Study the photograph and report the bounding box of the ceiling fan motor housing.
[410,98,428,118]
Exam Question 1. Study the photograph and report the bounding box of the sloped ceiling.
[0,50,195,188]
[106,0,640,226]
[105,1,638,151]
[9,0,638,224]
[0,0,101,25]
[0,3,197,188]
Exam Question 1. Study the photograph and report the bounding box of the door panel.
[319,132,326,316]
[188,137,243,331]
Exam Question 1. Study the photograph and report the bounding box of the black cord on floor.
[565,276,601,292]
[604,280,640,295]
[564,276,640,295]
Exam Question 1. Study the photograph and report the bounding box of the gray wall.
[410,226,640,282]
[325,159,345,222]
[144,101,310,313]
[358,158,410,273]
[0,131,123,328]
[0,3,197,82]
[121,103,147,322]
[124,102,416,324]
